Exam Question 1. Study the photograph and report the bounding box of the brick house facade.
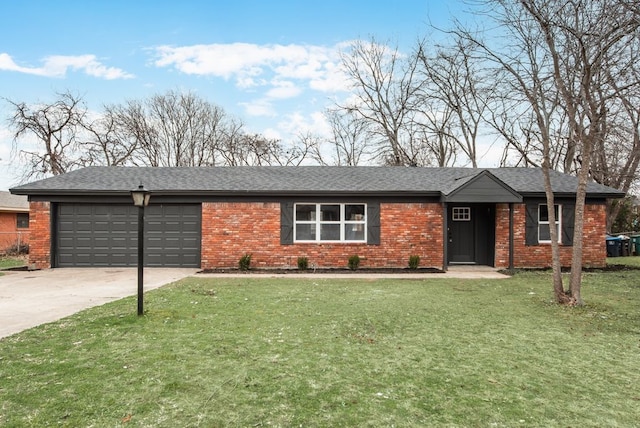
[13,166,623,271]
[0,191,30,253]
[201,202,444,270]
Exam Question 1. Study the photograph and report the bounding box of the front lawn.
[1,271,638,427]
[608,255,640,267]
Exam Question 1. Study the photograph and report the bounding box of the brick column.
[28,201,51,269]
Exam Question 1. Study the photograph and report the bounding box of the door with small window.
[447,204,495,265]
[448,206,475,263]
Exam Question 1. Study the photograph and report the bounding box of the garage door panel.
[159,205,183,216]
[181,223,200,232]
[56,204,201,267]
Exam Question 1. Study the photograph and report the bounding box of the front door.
[448,206,475,263]
[447,204,495,265]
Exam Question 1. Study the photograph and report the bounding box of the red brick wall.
[0,212,30,250]
[26,200,607,270]
[28,202,51,269]
[495,203,607,268]
[201,202,444,270]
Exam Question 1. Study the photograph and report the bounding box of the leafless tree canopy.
[106,90,244,167]
[416,38,494,167]
[337,39,426,166]
[7,90,312,176]
[7,91,86,180]
[310,109,372,166]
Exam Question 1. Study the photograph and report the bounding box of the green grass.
[0,256,27,270]
[608,255,640,267]
[1,271,639,427]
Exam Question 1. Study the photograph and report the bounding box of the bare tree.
[105,90,230,167]
[269,136,311,166]
[338,38,426,166]
[80,111,138,167]
[104,90,309,167]
[217,132,302,166]
[458,0,640,305]
[310,109,371,166]
[6,91,86,179]
[524,0,639,304]
[416,39,492,167]
[410,109,458,167]
[589,57,640,230]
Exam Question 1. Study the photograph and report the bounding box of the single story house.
[0,191,30,252]
[10,166,624,270]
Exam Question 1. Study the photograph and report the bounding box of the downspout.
[509,203,514,272]
[50,202,57,269]
[443,202,448,272]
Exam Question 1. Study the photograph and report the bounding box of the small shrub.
[408,255,420,270]
[5,243,29,256]
[238,253,252,271]
[297,256,309,270]
[348,254,361,270]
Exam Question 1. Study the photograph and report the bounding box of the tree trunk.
[541,158,568,303]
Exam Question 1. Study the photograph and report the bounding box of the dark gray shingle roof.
[9,166,624,198]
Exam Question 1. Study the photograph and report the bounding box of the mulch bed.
[198,267,445,275]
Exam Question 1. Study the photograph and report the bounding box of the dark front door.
[448,206,475,263]
[448,204,495,265]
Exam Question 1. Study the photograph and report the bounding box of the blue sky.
[0,0,469,190]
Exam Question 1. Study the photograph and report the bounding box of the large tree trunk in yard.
[568,156,592,306]
[541,160,568,303]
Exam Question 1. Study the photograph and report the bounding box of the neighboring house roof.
[0,191,29,212]
[9,166,625,199]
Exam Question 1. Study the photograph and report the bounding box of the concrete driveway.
[0,268,198,339]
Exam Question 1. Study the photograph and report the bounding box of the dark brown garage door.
[56,204,201,267]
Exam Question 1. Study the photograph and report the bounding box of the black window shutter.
[562,203,575,246]
[525,203,538,246]
[280,202,294,245]
[367,202,381,245]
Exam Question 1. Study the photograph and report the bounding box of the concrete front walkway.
[0,268,198,339]
[0,265,508,339]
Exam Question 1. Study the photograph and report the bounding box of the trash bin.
[631,235,640,256]
[606,236,622,257]
[621,238,630,256]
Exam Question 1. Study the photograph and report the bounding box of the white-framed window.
[294,203,366,242]
[452,207,471,221]
[538,204,561,243]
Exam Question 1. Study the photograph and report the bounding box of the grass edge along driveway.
[1,270,638,427]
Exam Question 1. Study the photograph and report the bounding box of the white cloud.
[239,99,277,117]
[265,80,302,99]
[309,61,350,92]
[153,42,346,94]
[154,42,354,126]
[0,125,13,159]
[0,53,134,80]
[277,110,331,138]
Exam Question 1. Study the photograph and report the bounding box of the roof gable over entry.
[444,170,523,203]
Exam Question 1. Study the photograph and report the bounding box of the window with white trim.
[538,204,561,243]
[294,203,366,242]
